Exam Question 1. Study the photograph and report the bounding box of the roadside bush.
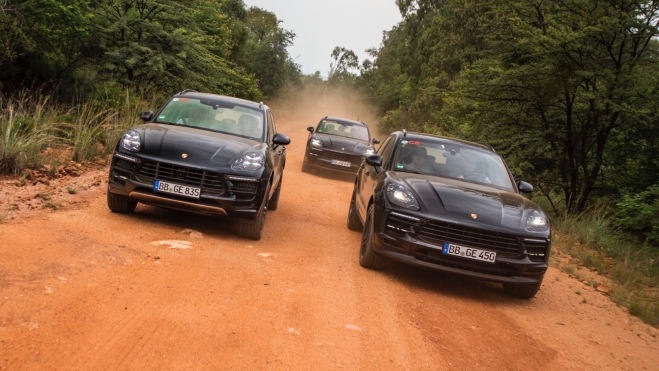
[615,185,659,246]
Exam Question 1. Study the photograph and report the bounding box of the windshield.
[155,97,264,140]
[316,119,369,141]
[392,138,514,191]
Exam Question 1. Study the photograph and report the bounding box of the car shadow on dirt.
[376,259,540,307]
[120,204,238,239]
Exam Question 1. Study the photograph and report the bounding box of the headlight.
[121,130,141,152]
[310,137,323,148]
[526,210,548,232]
[362,146,375,156]
[231,153,265,171]
[386,184,420,210]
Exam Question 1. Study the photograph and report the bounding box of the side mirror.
[273,133,291,145]
[307,127,315,134]
[139,110,154,122]
[518,181,534,194]
[365,155,382,167]
[372,138,380,144]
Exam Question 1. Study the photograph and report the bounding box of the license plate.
[153,180,200,199]
[442,242,496,263]
[330,159,351,167]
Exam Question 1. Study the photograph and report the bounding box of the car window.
[156,97,264,140]
[266,110,275,145]
[392,138,514,190]
[378,135,397,169]
[316,119,369,141]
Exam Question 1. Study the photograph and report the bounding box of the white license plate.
[442,242,496,263]
[153,180,200,199]
[330,159,351,167]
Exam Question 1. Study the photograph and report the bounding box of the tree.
[446,0,659,212]
[327,46,359,87]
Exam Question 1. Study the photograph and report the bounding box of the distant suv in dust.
[106,90,290,240]
[302,116,379,174]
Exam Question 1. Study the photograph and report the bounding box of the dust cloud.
[267,86,387,140]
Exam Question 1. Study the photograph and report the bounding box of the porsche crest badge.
[182,153,188,159]
[471,213,478,219]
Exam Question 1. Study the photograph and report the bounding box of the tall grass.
[0,93,60,174]
[535,194,659,325]
[0,88,161,173]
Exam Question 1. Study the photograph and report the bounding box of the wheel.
[233,207,266,240]
[301,161,312,173]
[503,282,542,299]
[359,204,386,269]
[347,189,362,231]
[107,191,137,213]
[234,183,270,240]
[268,176,282,210]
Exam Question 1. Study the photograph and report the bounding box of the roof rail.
[476,142,496,153]
[177,89,197,95]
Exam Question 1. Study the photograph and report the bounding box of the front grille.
[134,161,224,195]
[227,180,258,200]
[315,149,363,165]
[415,248,518,277]
[385,212,420,238]
[523,238,550,262]
[419,220,522,255]
[113,159,137,179]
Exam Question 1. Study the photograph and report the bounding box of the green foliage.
[243,6,300,98]
[616,185,659,245]
[1,0,300,100]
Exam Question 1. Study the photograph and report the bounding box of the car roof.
[322,116,367,126]
[391,131,496,153]
[175,90,268,111]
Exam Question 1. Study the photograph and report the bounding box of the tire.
[107,191,137,213]
[347,189,362,231]
[301,161,312,173]
[234,183,270,240]
[503,282,542,299]
[359,204,386,269]
[234,208,266,240]
[268,176,282,211]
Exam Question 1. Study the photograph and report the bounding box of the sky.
[244,0,402,78]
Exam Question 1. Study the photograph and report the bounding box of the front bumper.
[303,147,364,174]
[107,152,266,219]
[370,205,551,285]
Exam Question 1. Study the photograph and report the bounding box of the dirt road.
[1,106,659,370]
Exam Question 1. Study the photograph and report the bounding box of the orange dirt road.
[1,113,659,371]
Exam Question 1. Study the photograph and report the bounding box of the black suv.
[106,90,290,240]
[302,116,379,174]
[348,131,551,298]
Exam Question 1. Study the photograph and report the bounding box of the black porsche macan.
[302,116,379,174]
[106,90,290,240]
[348,131,551,298]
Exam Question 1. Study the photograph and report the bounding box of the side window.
[378,135,397,169]
[266,111,275,144]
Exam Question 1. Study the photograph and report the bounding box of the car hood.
[134,123,265,169]
[315,133,370,153]
[392,172,541,232]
